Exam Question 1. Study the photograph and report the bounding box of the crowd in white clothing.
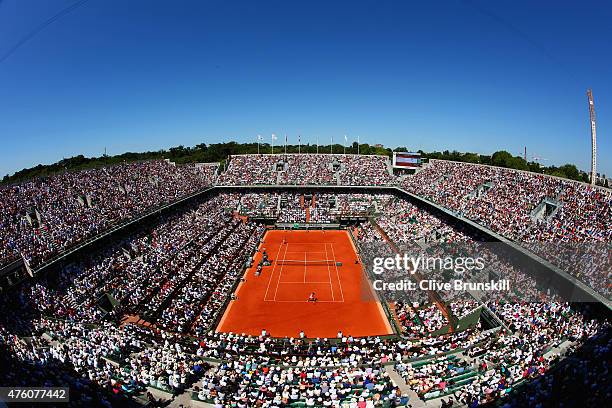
[0,182,610,407]
[239,193,279,218]
[196,357,400,407]
[278,154,337,185]
[402,159,612,297]
[3,155,610,301]
[0,160,215,269]
[338,155,396,186]
[218,154,394,187]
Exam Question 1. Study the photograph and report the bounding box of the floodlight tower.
[587,89,597,185]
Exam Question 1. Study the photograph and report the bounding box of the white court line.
[324,243,335,302]
[272,243,290,301]
[304,251,307,283]
[279,281,332,284]
[330,242,345,302]
[283,251,327,255]
[286,242,331,245]
[263,240,285,301]
[263,300,345,303]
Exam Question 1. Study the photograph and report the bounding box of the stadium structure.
[0,153,610,407]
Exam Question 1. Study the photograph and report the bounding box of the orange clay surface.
[216,230,393,338]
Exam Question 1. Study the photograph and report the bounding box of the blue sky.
[0,0,611,177]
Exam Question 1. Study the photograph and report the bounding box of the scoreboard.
[393,152,422,169]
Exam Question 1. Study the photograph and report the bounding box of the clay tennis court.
[216,229,393,338]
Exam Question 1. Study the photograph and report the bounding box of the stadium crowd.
[218,154,394,187]
[1,155,611,407]
[0,160,215,269]
[338,155,396,186]
[402,159,612,297]
[239,193,279,218]
[196,357,401,407]
[4,154,609,299]
[278,154,338,185]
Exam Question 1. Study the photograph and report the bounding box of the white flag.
[272,133,278,140]
[344,134,348,142]
[257,134,263,141]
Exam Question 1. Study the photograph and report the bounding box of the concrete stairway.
[384,365,427,407]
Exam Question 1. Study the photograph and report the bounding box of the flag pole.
[316,135,319,154]
[357,135,360,155]
[330,135,333,154]
[344,134,347,155]
[272,133,275,154]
